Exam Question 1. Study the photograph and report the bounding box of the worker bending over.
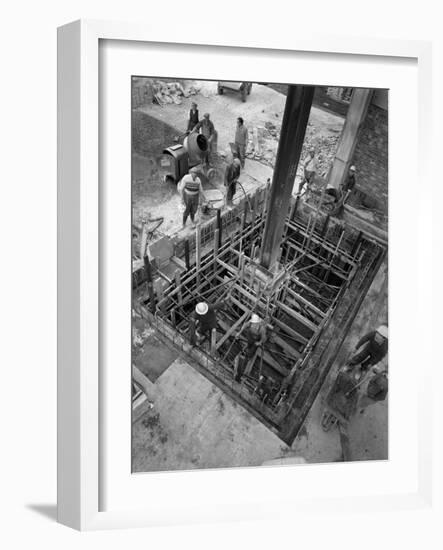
[243,314,267,358]
[234,314,267,382]
[342,165,356,195]
[234,117,248,168]
[346,324,388,377]
[224,157,241,207]
[180,167,206,228]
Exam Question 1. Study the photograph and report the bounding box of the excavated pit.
[133,189,386,444]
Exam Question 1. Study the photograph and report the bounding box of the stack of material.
[152,80,200,106]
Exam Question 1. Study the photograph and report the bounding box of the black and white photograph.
[131,78,388,472]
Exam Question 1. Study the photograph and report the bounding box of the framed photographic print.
[57,19,433,530]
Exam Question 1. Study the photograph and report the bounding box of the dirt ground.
[132,81,344,239]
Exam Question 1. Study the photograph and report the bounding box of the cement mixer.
[159,132,209,185]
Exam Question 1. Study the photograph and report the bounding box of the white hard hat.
[350,165,356,171]
[376,325,388,338]
[250,314,261,324]
[195,302,208,315]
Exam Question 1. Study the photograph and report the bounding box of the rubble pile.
[245,120,340,178]
[132,77,201,108]
[152,80,200,106]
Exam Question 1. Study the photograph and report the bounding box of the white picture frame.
[57,19,433,531]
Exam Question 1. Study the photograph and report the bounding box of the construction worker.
[242,313,267,359]
[193,113,216,164]
[224,157,241,206]
[187,102,199,133]
[234,117,248,168]
[192,301,224,344]
[180,167,206,228]
[346,324,388,377]
[232,314,267,383]
[297,147,317,195]
[342,165,356,195]
[325,181,340,202]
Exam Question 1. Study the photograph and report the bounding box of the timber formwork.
[134,187,386,444]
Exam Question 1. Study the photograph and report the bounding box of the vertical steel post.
[260,85,314,270]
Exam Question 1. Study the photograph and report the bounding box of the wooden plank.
[211,328,217,356]
[270,333,301,359]
[143,255,156,313]
[261,350,289,376]
[216,310,249,350]
[284,240,349,279]
[285,286,325,318]
[276,300,317,333]
[285,220,356,264]
[184,239,190,270]
[272,317,308,346]
[195,224,201,286]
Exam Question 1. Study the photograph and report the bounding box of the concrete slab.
[134,333,179,383]
[132,357,289,472]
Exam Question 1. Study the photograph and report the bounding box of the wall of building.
[351,97,388,213]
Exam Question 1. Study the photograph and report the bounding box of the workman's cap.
[203,112,210,118]
[350,165,356,171]
[195,302,209,315]
[376,325,388,338]
[250,314,261,324]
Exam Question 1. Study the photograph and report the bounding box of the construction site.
[131,79,388,472]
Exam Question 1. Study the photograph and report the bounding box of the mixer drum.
[184,133,208,166]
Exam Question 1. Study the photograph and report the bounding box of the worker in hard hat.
[346,324,388,376]
[180,166,206,228]
[342,165,357,194]
[243,314,267,357]
[233,314,267,383]
[224,156,241,207]
[192,300,224,344]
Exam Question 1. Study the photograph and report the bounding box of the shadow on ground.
[26,504,57,522]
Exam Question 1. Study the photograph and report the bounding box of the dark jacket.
[224,162,241,187]
[194,301,224,333]
[356,330,388,364]
[194,118,215,140]
[343,173,356,193]
[187,108,199,132]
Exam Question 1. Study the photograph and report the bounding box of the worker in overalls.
[180,167,206,228]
